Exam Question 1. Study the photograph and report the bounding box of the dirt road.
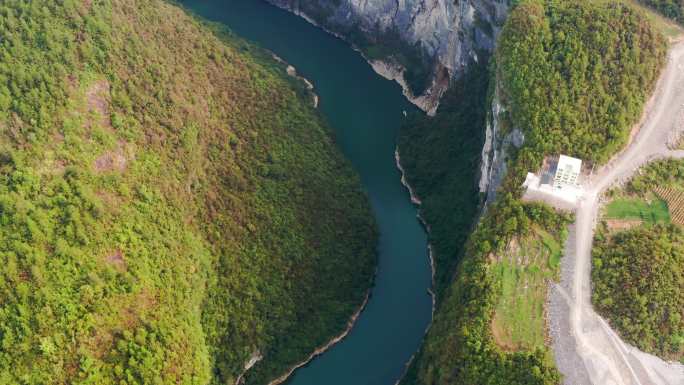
[550,42,684,385]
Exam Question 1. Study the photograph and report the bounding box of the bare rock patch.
[85,80,112,129]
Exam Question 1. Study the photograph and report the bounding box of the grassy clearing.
[491,227,563,354]
[605,197,671,224]
[540,230,563,272]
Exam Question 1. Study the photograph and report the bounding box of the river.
[180,1,433,384]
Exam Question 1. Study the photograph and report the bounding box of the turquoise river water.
[181,1,434,384]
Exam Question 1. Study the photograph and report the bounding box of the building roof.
[557,154,582,173]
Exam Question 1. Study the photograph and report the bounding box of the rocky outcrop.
[478,84,524,205]
[235,351,263,385]
[266,0,510,114]
[272,54,320,108]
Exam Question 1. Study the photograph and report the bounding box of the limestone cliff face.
[478,84,524,205]
[266,0,510,114]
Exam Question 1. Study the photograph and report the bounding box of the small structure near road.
[553,155,582,190]
[523,154,584,208]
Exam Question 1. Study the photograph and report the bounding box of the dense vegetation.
[0,1,377,384]
[401,196,571,385]
[400,1,667,384]
[593,158,684,361]
[397,61,488,297]
[593,225,683,360]
[498,0,666,164]
[638,0,684,22]
[625,157,684,193]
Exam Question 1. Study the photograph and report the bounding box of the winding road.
[550,42,684,385]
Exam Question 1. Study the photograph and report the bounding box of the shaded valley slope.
[0,1,377,384]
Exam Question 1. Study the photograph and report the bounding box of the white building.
[523,154,584,206]
[553,155,582,189]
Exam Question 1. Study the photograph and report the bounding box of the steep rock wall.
[266,0,510,114]
[478,84,524,205]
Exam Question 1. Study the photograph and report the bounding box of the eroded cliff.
[267,0,510,114]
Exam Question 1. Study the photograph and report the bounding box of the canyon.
[267,0,510,114]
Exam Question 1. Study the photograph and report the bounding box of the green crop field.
[605,198,671,224]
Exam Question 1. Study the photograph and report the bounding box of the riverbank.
[180,1,433,384]
[264,1,443,115]
[0,1,382,384]
[271,53,319,108]
[394,63,488,298]
[395,147,436,306]
[393,147,440,384]
[264,292,371,385]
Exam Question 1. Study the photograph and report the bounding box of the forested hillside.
[399,1,667,384]
[397,61,488,298]
[0,1,377,384]
[593,225,683,361]
[498,0,665,165]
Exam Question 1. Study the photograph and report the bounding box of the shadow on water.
[180,1,433,384]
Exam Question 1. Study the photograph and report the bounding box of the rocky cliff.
[478,84,524,205]
[266,0,510,114]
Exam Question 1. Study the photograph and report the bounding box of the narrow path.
[552,42,684,385]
